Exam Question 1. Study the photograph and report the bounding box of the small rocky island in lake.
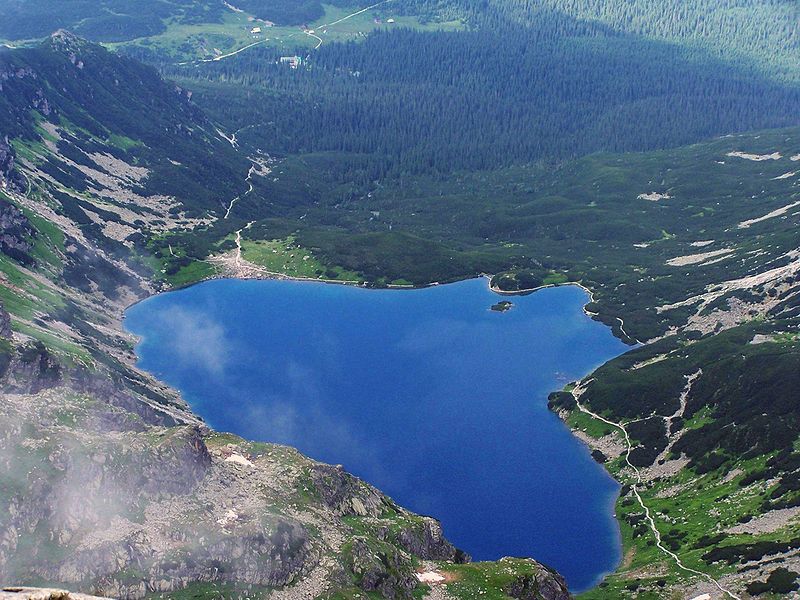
[490,300,514,312]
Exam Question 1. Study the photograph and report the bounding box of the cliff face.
[2,342,62,393]
[505,567,571,600]
[0,302,11,339]
[0,194,33,262]
[0,138,26,194]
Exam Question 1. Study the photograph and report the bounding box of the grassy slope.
[550,319,800,598]
[138,3,462,63]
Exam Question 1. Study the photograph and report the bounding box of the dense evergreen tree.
[171,16,800,178]
[480,0,799,81]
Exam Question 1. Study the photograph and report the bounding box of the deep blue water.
[125,278,629,592]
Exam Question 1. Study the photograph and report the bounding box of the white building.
[280,56,302,69]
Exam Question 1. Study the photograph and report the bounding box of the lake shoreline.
[124,270,634,592]
[133,262,599,312]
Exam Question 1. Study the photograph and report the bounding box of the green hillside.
[1,0,800,596]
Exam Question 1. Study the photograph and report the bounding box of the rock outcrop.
[0,196,33,263]
[2,342,62,393]
[0,301,11,339]
[505,563,572,600]
[0,138,27,194]
[1,382,504,599]
[0,390,315,598]
[347,538,417,599]
[394,517,469,562]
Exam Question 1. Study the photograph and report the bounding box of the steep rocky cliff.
[0,137,26,194]
[0,195,32,263]
[0,302,11,339]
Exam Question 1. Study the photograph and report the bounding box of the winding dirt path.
[224,162,259,219]
[572,380,741,600]
[317,0,395,31]
[303,0,394,50]
[615,316,641,344]
[304,0,395,50]
[202,39,266,63]
[181,0,396,65]
[304,30,324,50]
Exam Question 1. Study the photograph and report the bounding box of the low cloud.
[157,306,233,377]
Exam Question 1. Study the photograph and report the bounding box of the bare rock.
[395,517,469,563]
[0,138,26,193]
[4,342,62,393]
[0,588,110,600]
[0,301,11,339]
[311,463,387,516]
[0,196,34,262]
[505,561,572,600]
[347,538,417,599]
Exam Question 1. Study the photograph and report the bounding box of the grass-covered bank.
[551,320,800,598]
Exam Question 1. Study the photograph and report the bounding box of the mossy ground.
[240,236,360,282]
